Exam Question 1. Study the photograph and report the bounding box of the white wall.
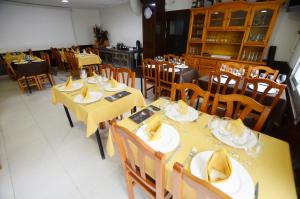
[0,1,101,53]
[99,3,142,47]
[71,8,101,45]
[269,8,300,62]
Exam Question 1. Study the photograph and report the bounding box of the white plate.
[73,91,103,104]
[248,83,277,94]
[136,123,180,153]
[175,64,188,69]
[164,68,180,73]
[15,61,29,64]
[209,118,258,149]
[213,76,236,85]
[58,82,83,92]
[165,103,199,122]
[104,82,127,92]
[147,64,155,68]
[32,60,43,62]
[190,151,254,199]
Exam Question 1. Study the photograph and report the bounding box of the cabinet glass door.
[228,10,247,28]
[191,13,205,41]
[209,11,225,28]
[247,9,274,42]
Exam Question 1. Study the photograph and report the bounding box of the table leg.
[47,74,53,86]
[24,76,32,94]
[140,77,143,94]
[131,106,137,114]
[95,129,105,159]
[63,105,74,127]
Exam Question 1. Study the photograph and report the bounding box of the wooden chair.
[157,61,176,97]
[92,48,100,56]
[173,162,231,199]
[184,55,198,70]
[17,76,41,93]
[1,57,17,80]
[85,47,92,53]
[37,52,55,87]
[116,67,136,88]
[52,48,65,71]
[211,94,271,131]
[65,52,80,78]
[99,64,116,79]
[142,58,159,99]
[179,54,185,63]
[246,65,279,81]
[28,49,33,56]
[170,83,210,113]
[208,71,241,95]
[241,77,286,111]
[111,123,166,199]
[40,52,51,65]
[164,54,179,62]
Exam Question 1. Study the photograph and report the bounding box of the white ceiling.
[5,0,129,8]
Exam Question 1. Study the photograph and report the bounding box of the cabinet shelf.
[190,40,203,43]
[206,42,241,45]
[243,43,265,47]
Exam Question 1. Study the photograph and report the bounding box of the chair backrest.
[208,71,241,95]
[99,64,116,79]
[173,162,231,199]
[85,47,92,53]
[158,61,176,87]
[211,93,271,131]
[246,65,279,81]
[92,48,100,56]
[164,54,179,62]
[65,52,79,71]
[111,123,165,199]
[2,57,16,79]
[40,52,51,65]
[116,67,136,88]
[28,49,33,56]
[170,83,210,113]
[241,77,286,110]
[217,61,247,71]
[142,58,158,81]
[179,55,185,63]
[185,55,198,70]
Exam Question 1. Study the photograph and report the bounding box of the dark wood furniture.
[99,48,138,69]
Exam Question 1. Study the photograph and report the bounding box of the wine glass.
[244,132,263,158]
[276,74,287,84]
[239,67,246,76]
[259,73,266,79]
[80,70,87,82]
[220,64,227,71]
[266,74,273,80]
[250,69,259,78]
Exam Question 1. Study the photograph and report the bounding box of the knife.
[254,182,259,199]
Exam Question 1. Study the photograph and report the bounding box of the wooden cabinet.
[186,1,283,66]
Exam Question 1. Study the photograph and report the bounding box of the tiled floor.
[0,73,151,199]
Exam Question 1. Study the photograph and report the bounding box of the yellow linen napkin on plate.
[145,115,162,141]
[92,71,98,77]
[206,149,232,183]
[81,85,90,102]
[225,118,245,137]
[109,78,118,88]
[178,100,188,115]
[65,76,73,89]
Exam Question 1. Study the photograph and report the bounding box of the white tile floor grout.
[0,73,153,199]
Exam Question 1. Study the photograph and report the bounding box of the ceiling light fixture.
[260,10,267,13]
[61,0,69,3]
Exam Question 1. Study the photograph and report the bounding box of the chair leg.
[143,79,147,98]
[125,172,135,199]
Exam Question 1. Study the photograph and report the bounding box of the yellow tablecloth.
[107,98,297,199]
[75,54,102,69]
[51,80,146,137]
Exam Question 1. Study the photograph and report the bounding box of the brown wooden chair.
[17,76,41,93]
[173,162,231,199]
[1,57,17,80]
[91,48,100,56]
[184,55,198,70]
[116,67,136,88]
[208,71,242,95]
[246,65,279,81]
[142,58,159,99]
[85,47,92,53]
[111,123,166,199]
[28,49,33,56]
[157,61,176,97]
[99,64,116,79]
[37,52,55,87]
[241,77,286,111]
[52,48,65,71]
[164,54,179,62]
[211,93,271,131]
[170,83,210,113]
[65,52,80,78]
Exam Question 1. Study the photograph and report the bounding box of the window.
[288,55,300,124]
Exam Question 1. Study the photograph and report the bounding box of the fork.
[183,147,198,167]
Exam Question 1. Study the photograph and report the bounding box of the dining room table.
[75,53,102,69]
[51,79,146,159]
[106,98,297,199]
[197,75,287,128]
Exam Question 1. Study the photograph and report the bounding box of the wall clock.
[144,7,152,19]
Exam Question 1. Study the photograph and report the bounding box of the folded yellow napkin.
[109,78,118,88]
[65,76,73,89]
[92,71,98,77]
[225,118,245,137]
[178,100,188,115]
[146,115,162,141]
[81,85,90,102]
[206,149,232,183]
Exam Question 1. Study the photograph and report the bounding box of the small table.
[75,53,102,69]
[107,98,297,198]
[51,81,146,159]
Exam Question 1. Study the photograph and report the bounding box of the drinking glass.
[276,74,287,84]
[239,68,246,76]
[220,64,227,71]
[244,133,263,158]
[250,69,259,78]
[80,70,87,82]
[259,73,266,79]
[266,74,273,80]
